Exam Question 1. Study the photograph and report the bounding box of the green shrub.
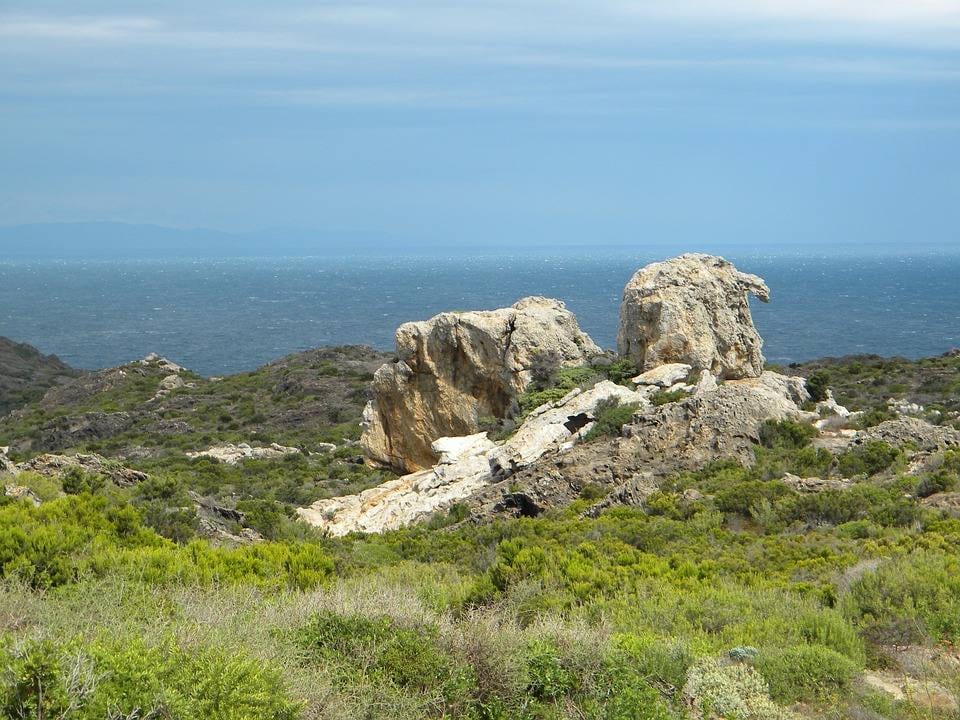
[525,639,575,700]
[61,466,105,495]
[916,469,958,498]
[0,494,333,590]
[836,441,900,477]
[584,399,640,441]
[650,389,691,406]
[857,407,896,429]
[0,637,300,720]
[714,480,792,516]
[844,552,960,644]
[806,372,831,402]
[595,359,639,386]
[755,644,857,703]
[294,612,474,703]
[613,633,692,692]
[758,420,816,450]
[682,657,788,720]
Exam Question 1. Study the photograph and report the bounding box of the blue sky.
[1,1,959,249]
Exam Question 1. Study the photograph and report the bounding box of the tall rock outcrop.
[617,254,769,380]
[361,297,601,473]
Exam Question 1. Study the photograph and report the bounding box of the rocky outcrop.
[621,371,810,468]
[4,484,41,506]
[35,411,137,452]
[467,369,813,521]
[618,254,769,380]
[300,380,644,535]
[0,448,13,475]
[360,297,601,473]
[858,417,960,452]
[782,473,853,493]
[186,442,300,464]
[13,452,148,486]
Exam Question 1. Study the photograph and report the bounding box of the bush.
[0,637,300,720]
[0,494,333,590]
[916,469,958,498]
[836,441,900,477]
[755,644,857,703]
[525,639,575,700]
[714,480,793,516]
[806,371,831,402]
[758,420,816,450]
[294,612,474,703]
[682,657,788,720]
[61,466,105,495]
[650,389,691,406]
[843,552,960,644]
[584,399,640,441]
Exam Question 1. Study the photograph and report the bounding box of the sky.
[1,1,959,250]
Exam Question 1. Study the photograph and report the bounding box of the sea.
[1,249,958,376]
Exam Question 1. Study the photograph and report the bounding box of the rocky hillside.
[0,345,391,458]
[0,336,81,417]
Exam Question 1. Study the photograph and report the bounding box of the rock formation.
[300,380,644,535]
[186,442,301,465]
[360,297,601,473]
[621,371,810,467]
[617,254,769,380]
[465,368,814,522]
[12,452,148,486]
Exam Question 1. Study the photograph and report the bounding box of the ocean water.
[1,251,958,376]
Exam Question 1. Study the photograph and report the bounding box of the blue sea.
[1,250,958,376]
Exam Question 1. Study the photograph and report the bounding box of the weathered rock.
[858,417,960,452]
[467,370,812,521]
[36,411,137,451]
[782,473,852,493]
[4,484,41,506]
[632,363,692,388]
[361,297,601,473]
[488,381,645,477]
[617,254,769,380]
[0,449,13,475]
[186,442,300,464]
[921,492,960,515]
[151,373,186,400]
[140,353,184,373]
[14,452,148,486]
[300,380,644,535]
[621,372,811,468]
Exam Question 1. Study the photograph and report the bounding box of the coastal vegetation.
[1,343,959,718]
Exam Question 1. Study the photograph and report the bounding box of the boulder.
[4,484,41,506]
[360,297,601,473]
[14,452,148,487]
[300,380,645,535]
[857,417,960,452]
[621,372,810,468]
[632,363,693,388]
[186,442,300,465]
[617,254,769,380]
[0,449,13,476]
[782,473,853,493]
